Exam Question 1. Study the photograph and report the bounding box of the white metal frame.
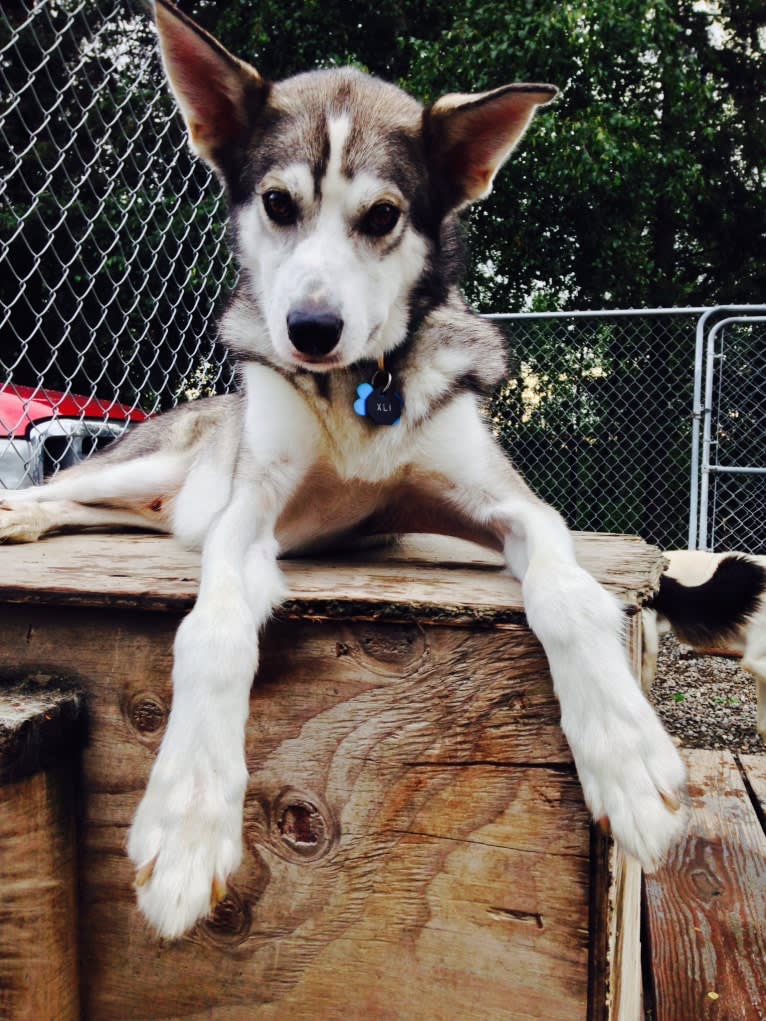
[693,309,766,551]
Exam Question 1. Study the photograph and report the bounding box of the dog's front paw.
[572,699,687,871]
[127,743,247,939]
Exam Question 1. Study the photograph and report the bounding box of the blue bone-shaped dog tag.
[353,381,403,426]
[353,382,374,416]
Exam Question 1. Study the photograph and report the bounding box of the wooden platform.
[0,531,662,1020]
[644,749,766,1021]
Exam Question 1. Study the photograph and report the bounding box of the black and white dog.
[642,550,766,739]
[0,0,686,938]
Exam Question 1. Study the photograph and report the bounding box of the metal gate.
[690,307,766,553]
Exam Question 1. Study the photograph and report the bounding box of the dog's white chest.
[287,378,410,484]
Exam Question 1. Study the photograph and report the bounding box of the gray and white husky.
[0,0,687,938]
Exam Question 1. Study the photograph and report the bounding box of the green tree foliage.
[2,2,763,547]
[3,0,763,401]
[196,0,765,311]
[202,0,452,81]
[402,0,765,310]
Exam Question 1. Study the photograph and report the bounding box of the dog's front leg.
[417,401,687,869]
[126,371,315,940]
[126,476,289,939]
[497,499,687,867]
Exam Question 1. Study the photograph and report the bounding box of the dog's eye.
[262,190,298,226]
[361,202,401,238]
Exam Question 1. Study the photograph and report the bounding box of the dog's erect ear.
[428,84,557,208]
[154,0,267,169]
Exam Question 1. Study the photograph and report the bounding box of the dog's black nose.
[287,308,343,358]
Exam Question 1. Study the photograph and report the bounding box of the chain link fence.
[2,1,764,553]
[487,311,706,552]
[0,0,236,468]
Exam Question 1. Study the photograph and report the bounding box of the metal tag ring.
[370,369,392,393]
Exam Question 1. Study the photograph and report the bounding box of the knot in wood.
[198,889,252,947]
[127,694,167,735]
[272,789,335,862]
[359,625,420,664]
[279,803,323,848]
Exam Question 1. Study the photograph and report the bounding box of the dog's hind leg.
[742,606,766,742]
[3,451,187,506]
[413,396,687,871]
[0,498,169,543]
[640,607,660,694]
[756,679,766,743]
[0,395,239,543]
[0,451,185,542]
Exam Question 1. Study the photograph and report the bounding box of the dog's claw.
[210,875,227,908]
[660,790,681,814]
[597,815,611,836]
[135,855,157,888]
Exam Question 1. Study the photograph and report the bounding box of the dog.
[0,0,687,939]
[642,550,766,738]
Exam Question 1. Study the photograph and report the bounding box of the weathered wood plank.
[605,847,643,1021]
[83,766,594,1021]
[0,766,80,1021]
[0,531,664,620]
[0,603,612,1020]
[0,531,654,1019]
[0,609,573,767]
[643,749,766,1021]
[0,685,83,783]
[739,754,766,822]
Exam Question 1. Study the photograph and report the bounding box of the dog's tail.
[648,554,766,647]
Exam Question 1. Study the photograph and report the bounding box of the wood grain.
[0,531,656,1020]
[0,531,665,620]
[92,767,593,1021]
[0,766,80,1021]
[643,749,766,1021]
[0,685,83,783]
[606,847,643,1021]
[0,605,609,1020]
[739,754,766,821]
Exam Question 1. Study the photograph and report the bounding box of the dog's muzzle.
[287,307,343,359]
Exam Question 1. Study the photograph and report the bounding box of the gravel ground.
[649,634,765,754]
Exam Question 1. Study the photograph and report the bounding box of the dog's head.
[154,0,556,372]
